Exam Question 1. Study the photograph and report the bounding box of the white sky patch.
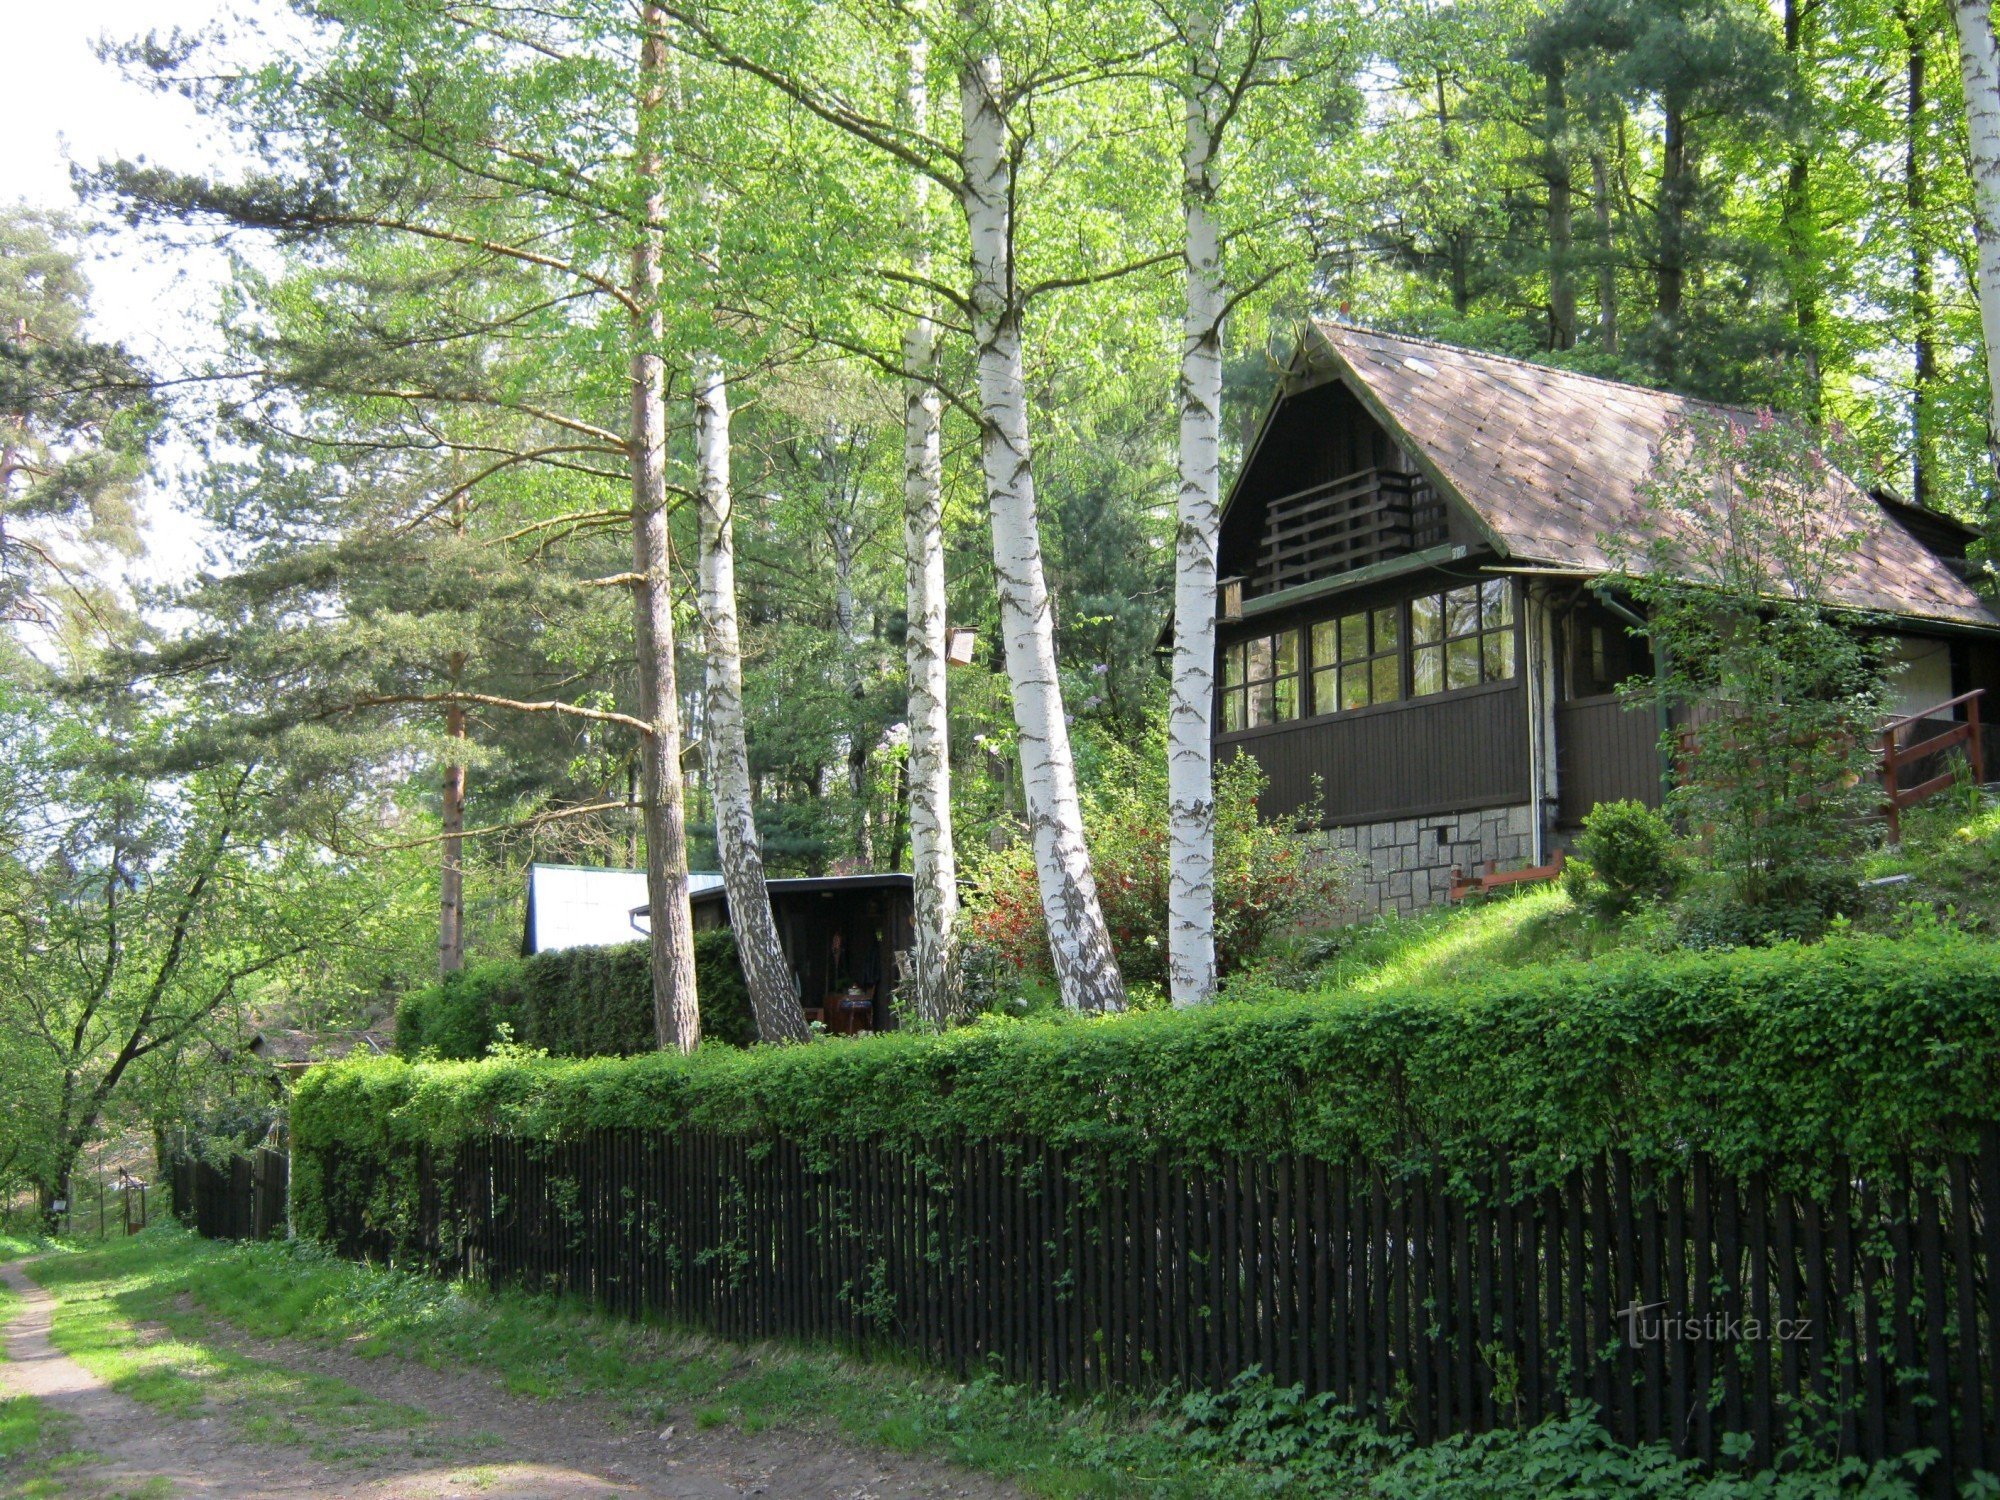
[3,0,281,596]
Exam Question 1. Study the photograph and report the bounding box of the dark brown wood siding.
[1220,680,1530,825]
[1555,693,1661,824]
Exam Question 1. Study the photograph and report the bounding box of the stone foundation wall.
[1329,804,1536,916]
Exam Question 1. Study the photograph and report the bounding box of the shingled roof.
[1297,323,1998,631]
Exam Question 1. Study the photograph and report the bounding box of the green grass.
[1256,881,1636,998]
[1249,790,2000,1005]
[40,1226,1305,1499]
[26,1233,485,1470]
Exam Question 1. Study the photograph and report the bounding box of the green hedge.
[394,931,756,1059]
[296,933,2000,1247]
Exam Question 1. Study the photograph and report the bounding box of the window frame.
[1215,578,1521,737]
[1219,627,1303,732]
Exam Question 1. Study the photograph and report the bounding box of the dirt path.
[0,1260,1020,1500]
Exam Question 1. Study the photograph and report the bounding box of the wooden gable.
[1219,377,1482,602]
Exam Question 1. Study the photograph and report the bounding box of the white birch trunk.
[693,353,810,1043]
[630,2,699,1053]
[958,22,1125,1013]
[1168,11,1225,1008]
[1953,0,2000,478]
[901,31,962,1027]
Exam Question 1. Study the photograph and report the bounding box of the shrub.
[967,749,1361,991]
[298,932,2000,1249]
[1568,800,1685,916]
[394,929,756,1060]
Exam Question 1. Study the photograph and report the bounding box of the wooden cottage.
[1214,325,2000,913]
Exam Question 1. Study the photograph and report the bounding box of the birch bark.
[957,19,1124,1013]
[1168,9,1225,1009]
[1953,0,2000,481]
[693,353,811,1042]
[631,0,700,1053]
[902,31,961,1026]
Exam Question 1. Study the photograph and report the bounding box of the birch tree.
[692,352,810,1041]
[1952,0,2000,480]
[662,0,1143,1011]
[1167,4,1232,1009]
[953,13,1124,1012]
[900,32,962,1026]
[1164,0,1349,1007]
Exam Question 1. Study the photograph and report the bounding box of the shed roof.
[522,863,726,955]
[1282,324,1998,631]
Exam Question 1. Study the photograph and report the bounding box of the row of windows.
[1219,581,1516,732]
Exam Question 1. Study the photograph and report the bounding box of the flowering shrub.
[966,749,1361,993]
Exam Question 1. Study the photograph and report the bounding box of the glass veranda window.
[1311,605,1403,713]
[1220,629,1301,731]
[1412,580,1515,697]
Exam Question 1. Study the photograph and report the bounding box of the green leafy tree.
[1618,410,1889,910]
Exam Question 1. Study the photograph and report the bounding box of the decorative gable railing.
[1256,466,1449,595]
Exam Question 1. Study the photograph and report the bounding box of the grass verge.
[45,1226,1298,1499]
[27,1233,483,1471]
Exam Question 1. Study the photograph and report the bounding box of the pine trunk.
[1657,103,1688,365]
[1591,151,1618,351]
[1783,0,1822,413]
[439,683,466,975]
[1543,63,1576,352]
[631,1,700,1054]
[1169,11,1224,1009]
[957,18,1124,1013]
[901,32,962,1028]
[694,353,810,1042]
[1954,0,2000,490]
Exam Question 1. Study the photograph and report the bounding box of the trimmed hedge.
[296,934,2000,1247]
[394,930,756,1059]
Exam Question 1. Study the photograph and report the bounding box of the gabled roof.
[1283,323,1998,631]
[522,863,726,955]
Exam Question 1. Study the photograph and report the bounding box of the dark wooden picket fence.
[309,1128,2000,1488]
[169,1147,289,1242]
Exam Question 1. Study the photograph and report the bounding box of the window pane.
[1312,667,1337,716]
[1483,631,1517,682]
[1223,643,1244,688]
[1413,645,1443,696]
[1340,663,1370,710]
[1372,655,1402,703]
[1275,629,1300,677]
[1312,620,1338,670]
[1247,636,1273,683]
[1249,679,1275,726]
[1275,675,1300,720]
[1481,578,1514,629]
[1222,689,1244,732]
[1372,606,1400,653]
[1447,636,1481,690]
[1412,594,1443,645]
[1339,613,1367,660]
[1445,586,1481,639]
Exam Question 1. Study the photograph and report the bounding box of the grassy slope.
[1256,794,2000,1001]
